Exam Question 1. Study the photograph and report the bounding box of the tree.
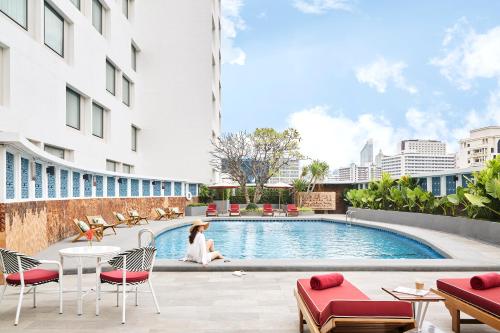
[304,160,329,193]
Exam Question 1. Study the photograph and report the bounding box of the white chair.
[0,248,63,325]
[98,246,160,324]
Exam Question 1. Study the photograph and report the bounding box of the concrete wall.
[349,208,500,246]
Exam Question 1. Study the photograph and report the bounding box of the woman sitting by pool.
[185,220,224,265]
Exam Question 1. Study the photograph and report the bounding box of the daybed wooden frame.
[431,288,500,333]
[72,219,104,242]
[86,215,119,235]
[295,289,416,333]
[112,211,138,228]
[155,208,171,220]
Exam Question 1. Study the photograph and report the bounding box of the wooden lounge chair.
[113,211,137,228]
[206,203,218,217]
[229,204,240,216]
[295,278,415,333]
[169,207,184,218]
[86,215,119,235]
[155,208,170,220]
[286,204,299,217]
[262,203,274,216]
[432,278,500,332]
[72,219,103,242]
[128,209,149,225]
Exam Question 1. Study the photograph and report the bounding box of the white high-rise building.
[399,140,446,155]
[457,126,500,168]
[0,0,221,203]
[337,163,370,182]
[268,159,302,184]
[360,139,373,166]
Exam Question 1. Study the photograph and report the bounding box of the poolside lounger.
[0,248,63,326]
[155,208,170,220]
[286,204,299,217]
[432,278,500,332]
[72,219,104,242]
[295,278,415,333]
[206,203,218,217]
[128,209,149,225]
[229,204,240,216]
[170,207,184,218]
[86,215,120,235]
[113,211,137,228]
[262,203,274,216]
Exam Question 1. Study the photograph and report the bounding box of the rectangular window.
[44,145,65,159]
[0,0,27,29]
[122,0,128,18]
[106,60,116,95]
[66,87,80,129]
[69,0,80,9]
[131,44,137,71]
[92,103,104,138]
[122,76,130,105]
[106,159,117,172]
[44,2,64,57]
[92,0,103,34]
[131,125,137,151]
[122,164,132,174]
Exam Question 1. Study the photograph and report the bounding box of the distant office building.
[337,163,370,182]
[360,139,374,166]
[457,126,500,168]
[375,149,386,166]
[400,140,446,155]
[268,159,302,184]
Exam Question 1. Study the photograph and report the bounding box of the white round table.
[59,246,121,316]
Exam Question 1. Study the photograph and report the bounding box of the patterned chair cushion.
[78,220,90,232]
[92,217,108,226]
[156,208,166,215]
[115,213,126,221]
[130,210,139,217]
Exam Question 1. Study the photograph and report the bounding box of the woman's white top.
[185,232,211,265]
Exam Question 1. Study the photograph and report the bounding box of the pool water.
[155,220,444,260]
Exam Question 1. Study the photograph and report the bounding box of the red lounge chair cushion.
[310,273,344,290]
[263,204,273,211]
[7,269,59,286]
[101,270,149,284]
[437,278,500,316]
[229,204,240,212]
[471,273,500,290]
[297,279,413,326]
[287,205,298,211]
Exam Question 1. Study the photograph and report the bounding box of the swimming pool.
[155,220,444,260]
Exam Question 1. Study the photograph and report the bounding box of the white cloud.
[293,0,351,14]
[221,0,246,65]
[431,18,500,90]
[355,58,418,94]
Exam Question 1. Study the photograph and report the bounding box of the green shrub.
[299,207,313,212]
[187,203,208,207]
[245,203,259,211]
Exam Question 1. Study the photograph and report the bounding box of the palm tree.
[306,160,330,193]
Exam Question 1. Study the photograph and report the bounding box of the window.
[131,44,137,71]
[131,125,137,151]
[66,87,80,129]
[0,0,27,29]
[44,2,64,56]
[106,60,115,95]
[122,76,130,105]
[106,159,117,172]
[44,145,65,159]
[69,0,80,9]
[92,103,104,138]
[92,0,103,34]
[122,0,128,18]
[122,164,132,174]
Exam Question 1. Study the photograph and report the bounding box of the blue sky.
[221,0,500,168]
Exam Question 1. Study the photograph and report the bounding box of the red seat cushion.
[7,269,59,286]
[100,270,149,284]
[437,278,500,316]
[297,279,413,326]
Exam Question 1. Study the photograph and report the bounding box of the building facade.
[457,126,500,168]
[360,139,373,167]
[268,159,301,184]
[400,139,446,155]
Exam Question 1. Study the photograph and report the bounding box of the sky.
[220,0,500,168]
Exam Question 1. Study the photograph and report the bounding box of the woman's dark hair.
[189,226,200,244]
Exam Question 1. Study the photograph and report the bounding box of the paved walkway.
[0,271,497,332]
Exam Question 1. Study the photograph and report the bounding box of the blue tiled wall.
[174,182,182,196]
[119,178,128,197]
[446,175,456,195]
[35,163,42,198]
[164,182,172,196]
[47,169,56,198]
[153,181,161,196]
[95,175,103,197]
[60,170,68,198]
[431,177,441,196]
[107,177,115,196]
[142,180,150,196]
[84,174,92,197]
[462,174,472,188]
[188,184,197,196]
[73,172,80,197]
[418,178,427,192]
[5,152,15,199]
[131,179,139,196]
[21,158,29,199]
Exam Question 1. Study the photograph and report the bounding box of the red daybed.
[295,278,415,333]
[205,204,218,217]
[262,203,274,216]
[286,204,299,217]
[228,204,240,216]
[433,278,500,333]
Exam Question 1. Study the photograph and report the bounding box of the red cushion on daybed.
[100,270,149,284]
[437,278,500,316]
[7,269,59,286]
[297,279,413,326]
